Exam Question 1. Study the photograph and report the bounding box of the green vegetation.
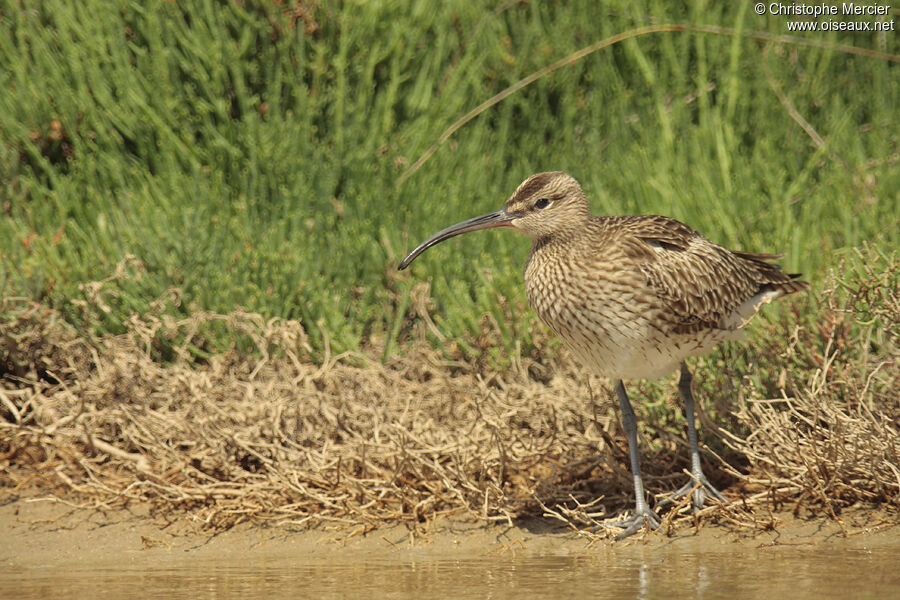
[1,0,897,361]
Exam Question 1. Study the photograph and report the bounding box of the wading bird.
[398,172,807,539]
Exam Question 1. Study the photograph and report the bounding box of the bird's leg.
[660,362,726,511]
[601,380,661,539]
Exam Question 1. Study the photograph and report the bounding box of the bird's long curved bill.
[398,209,514,270]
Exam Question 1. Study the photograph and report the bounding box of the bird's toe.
[595,507,661,540]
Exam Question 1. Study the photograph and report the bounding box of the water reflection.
[3,544,899,599]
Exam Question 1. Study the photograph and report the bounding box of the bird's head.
[398,172,590,270]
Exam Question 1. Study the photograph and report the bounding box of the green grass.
[1,0,897,360]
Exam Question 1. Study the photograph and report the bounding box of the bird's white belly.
[529,283,727,380]
[549,310,683,379]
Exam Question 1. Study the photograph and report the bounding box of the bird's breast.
[523,243,683,379]
[525,247,639,344]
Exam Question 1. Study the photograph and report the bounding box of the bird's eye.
[534,198,550,209]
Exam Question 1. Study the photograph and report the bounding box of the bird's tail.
[733,250,810,296]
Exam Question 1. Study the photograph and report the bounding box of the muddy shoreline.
[3,494,897,570]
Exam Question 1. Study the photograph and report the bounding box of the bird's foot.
[658,471,726,512]
[596,506,661,540]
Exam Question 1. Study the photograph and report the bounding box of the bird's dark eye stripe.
[535,198,550,209]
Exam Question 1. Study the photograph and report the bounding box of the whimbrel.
[398,172,807,539]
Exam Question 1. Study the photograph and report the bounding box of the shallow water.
[4,542,899,600]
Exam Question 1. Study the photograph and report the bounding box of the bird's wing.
[616,216,774,334]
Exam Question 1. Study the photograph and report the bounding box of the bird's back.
[524,214,807,379]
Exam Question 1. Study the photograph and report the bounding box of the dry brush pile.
[1,248,897,534]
